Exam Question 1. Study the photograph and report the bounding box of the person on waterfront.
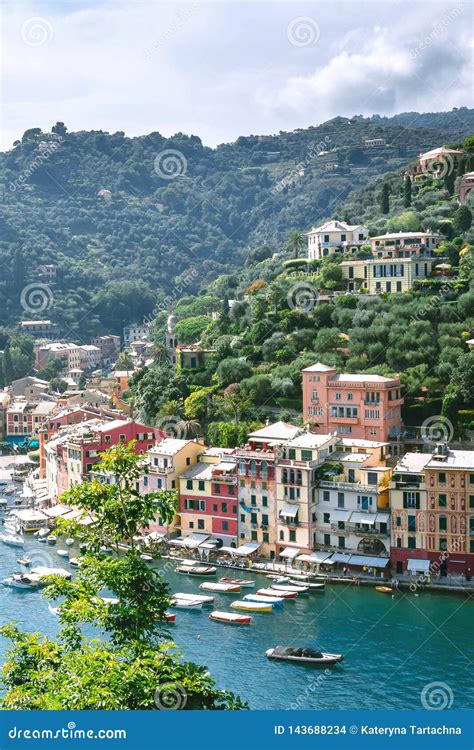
[343,565,347,576]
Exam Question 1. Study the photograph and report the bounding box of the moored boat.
[231,600,273,613]
[2,573,40,590]
[155,611,176,623]
[219,577,255,588]
[176,564,217,576]
[266,646,344,666]
[69,558,81,568]
[172,593,214,606]
[376,586,393,594]
[257,587,297,599]
[57,549,69,558]
[0,533,24,548]
[17,558,31,566]
[243,593,285,606]
[209,610,252,625]
[199,581,241,593]
[289,580,325,591]
[65,538,75,547]
[171,597,203,610]
[271,583,309,594]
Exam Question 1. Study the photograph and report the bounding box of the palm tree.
[285,230,306,259]
[176,419,202,439]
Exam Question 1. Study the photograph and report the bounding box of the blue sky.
[2,0,473,149]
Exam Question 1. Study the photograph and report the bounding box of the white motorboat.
[65,538,75,547]
[219,577,255,588]
[266,646,344,666]
[17,558,32,566]
[35,528,50,539]
[289,579,325,591]
[243,593,285,606]
[48,604,60,615]
[199,582,241,593]
[176,563,217,576]
[140,553,153,561]
[0,533,24,548]
[172,593,214,606]
[2,486,16,495]
[2,573,40,590]
[271,583,309,594]
[57,549,69,558]
[257,587,297,599]
[171,597,203,610]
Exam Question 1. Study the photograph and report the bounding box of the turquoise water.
[0,539,472,710]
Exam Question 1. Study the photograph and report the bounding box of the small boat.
[0,498,8,508]
[199,582,241,593]
[219,577,255,588]
[2,573,40,590]
[231,600,273,613]
[209,610,252,625]
[35,528,50,539]
[155,611,176,623]
[176,564,217,576]
[65,538,75,547]
[171,597,203,610]
[173,593,214,606]
[140,553,153,561]
[243,593,285,606]
[257,587,297,599]
[267,575,290,583]
[57,549,69,558]
[376,586,393,594]
[289,580,326,591]
[0,533,24,548]
[48,604,59,615]
[69,558,81,568]
[17,558,31,566]
[2,486,16,495]
[266,646,344,666]
[271,583,309,594]
[47,537,56,546]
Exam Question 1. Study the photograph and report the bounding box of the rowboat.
[231,600,273,613]
[171,597,203,610]
[199,582,241,593]
[219,577,255,588]
[155,611,176,623]
[0,533,24,548]
[176,564,217,576]
[266,646,344,666]
[243,593,285,606]
[271,583,309,594]
[172,593,214,606]
[376,586,393,594]
[65,538,75,547]
[257,587,297,599]
[140,553,153,561]
[57,549,69,558]
[209,610,252,625]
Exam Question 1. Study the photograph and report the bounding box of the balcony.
[316,523,387,537]
[319,479,377,493]
[328,415,359,424]
[150,464,174,474]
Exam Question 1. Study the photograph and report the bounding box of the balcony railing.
[316,523,388,537]
[150,464,174,474]
[319,480,377,493]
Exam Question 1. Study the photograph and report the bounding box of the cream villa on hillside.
[306,220,369,260]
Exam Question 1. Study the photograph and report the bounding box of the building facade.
[307,220,369,261]
[302,363,403,441]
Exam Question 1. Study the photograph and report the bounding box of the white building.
[307,220,369,261]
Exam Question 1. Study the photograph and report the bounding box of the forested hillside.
[1,108,473,337]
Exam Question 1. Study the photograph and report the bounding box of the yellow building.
[341,256,436,294]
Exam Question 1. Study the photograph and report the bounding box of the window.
[470,474,474,485]
[408,536,416,549]
[229,485,235,495]
[104,435,111,444]
[239,479,245,488]
[324,534,330,546]
[470,496,474,509]
[261,462,268,479]
[403,491,420,509]
[438,472,446,484]
[262,514,268,526]
[367,472,378,486]
[439,538,448,551]
[198,480,205,491]
[301,450,313,462]
[347,393,353,400]
[323,513,330,523]
[338,537,345,549]
[251,513,258,524]
[262,495,268,507]
[263,533,269,543]
[289,530,296,542]
[287,449,296,460]
[240,514,245,523]
[213,504,218,512]
[222,521,228,531]
[408,515,416,532]
[335,393,341,400]
[143,476,148,487]
[222,503,227,513]
[119,434,126,443]
[337,492,344,508]
[251,494,256,505]
[262,481,267,490]
[396,516,401,527]
[197,519,205,530]
[323,490,330,502]
[251,531,257,541]
[439,516,447,532]
[186,457,191,465]
[279,530,284,541]
[189,522,194,529]
[186,480,193,490]
[439,494,447,507]
[213,483,221,494]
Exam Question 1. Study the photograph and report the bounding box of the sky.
[1,0,473,150]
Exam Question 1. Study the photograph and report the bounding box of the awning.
[330,553,352,563]
[233,542,260,557]
[347,554,389,568]
[407,558,430,573]
[376,512,390,523]
[218,546,238,555]
[280,547,301,560]
[280,503,298,518]
[297,552,334,564]
[60,509,83,521]
[183,532,210,549]
[331,509,352,522]
[6,436,28,447]
[14,509,48,522]
[351,512,377,525]
[42,504,72,518]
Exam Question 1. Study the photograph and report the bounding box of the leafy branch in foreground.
[0,443,248,710]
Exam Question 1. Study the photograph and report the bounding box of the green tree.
[403,175,412,207]
[0,444,247,710]
[2,345,14,385]
[285,230,306,259]
[51,121,67,136]
[380,183,390,214]
[453,205,472,233]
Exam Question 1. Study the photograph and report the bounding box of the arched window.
[261,461,268,479]
[238,459,246,474]
[249,460,256,477]
[439,515,447,532]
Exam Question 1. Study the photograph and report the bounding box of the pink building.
[302,363,403,441]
